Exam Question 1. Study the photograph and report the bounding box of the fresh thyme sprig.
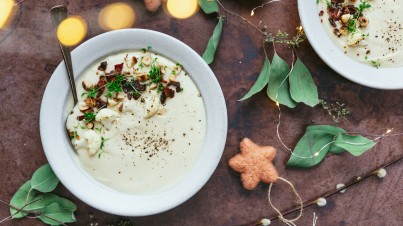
[265,27,306,48]
[319,99,350,122]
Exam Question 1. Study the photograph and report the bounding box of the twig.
[243,154,403,226]
[216,0,267,36]
[0,199,68,226]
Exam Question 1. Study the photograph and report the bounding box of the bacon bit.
[333,28,342,37]
[328,18,337,27]
[114,63,124,74]
[160,91,167,105]
[133,92,140,100]
[167,81,182,92]
[127,92,133,100]
[122,82,131,93]
[163,87,175,98]
[319,10,324,17]
[132,80,146,92]
[77,115,85,121]
[98,61,107,71]
[105,74,117,82]
[95,98,107,109]
[96,87,105,97]
[97,77,107,88]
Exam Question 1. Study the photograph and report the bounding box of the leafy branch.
[198,0,318,108]
[286,125,376,168]
[0,164,77,225]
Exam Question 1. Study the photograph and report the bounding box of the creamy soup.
[66,49,206,194]
[317,0,403,67]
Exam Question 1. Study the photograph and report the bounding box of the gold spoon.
[50,5,78,105]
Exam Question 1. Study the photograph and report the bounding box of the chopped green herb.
[82,87,99,99]
[106,75,124,97]
[171,70,176,75]
[347,19,357,33]
[370,60,381,68]
[176,63,183,68]
[73,123,86,129]
[98,137,107,159]
[94,127,102,133]
[84,112,96,123]
[356,0,371,17]
[139,57,144,69]
[148,58,165,92]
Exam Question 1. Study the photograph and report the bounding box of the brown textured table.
[0,0,402,225]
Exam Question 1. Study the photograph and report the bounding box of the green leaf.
[24,193,77,213]
[10,181,37,218]
[38,203,76,225]
[238,57,271,101]
[202,17,223,64]
[289,58,319,107]
[266,53,296,108]
[328,145,346,154]
[334,133,376,156]
[31,164,59,193]
[306,125,346,135]
[197,0,219,14]
[286,129,335,168]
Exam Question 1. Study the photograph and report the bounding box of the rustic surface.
[0,0,402,225]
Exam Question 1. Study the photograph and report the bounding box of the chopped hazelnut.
[142,55,151,66]
[358,16,369,27]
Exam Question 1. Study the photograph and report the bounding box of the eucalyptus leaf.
[24,193,77,213]
[38,203,76,225]
[197,0,219,14]
[286,129,335,168]
[266,53,296,108]
[328,145,346,154]
[202,17,223,64]
[238,57,271,101]
[31,164,59,193]
[9,180,37,219]
[306,125,346,135]
[334,133,376,156]
[289,58,319,107]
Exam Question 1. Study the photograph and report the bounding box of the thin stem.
[216,0,266,36]
[243,154,403,226]
[0,199,68,226]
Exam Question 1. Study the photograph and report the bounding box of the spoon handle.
[50,5,78,105]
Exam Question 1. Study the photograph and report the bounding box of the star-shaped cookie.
[229,138,278,190]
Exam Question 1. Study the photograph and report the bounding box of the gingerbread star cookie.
[229,138,278,190]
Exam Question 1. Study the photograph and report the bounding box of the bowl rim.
[298,0,403,90]
[40,29,228,216]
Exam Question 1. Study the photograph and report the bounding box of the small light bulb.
[251,10,255,16]
[298,26,303,32]
[386,129,392,134]
[314,152,319,157]
[275,102,279,107]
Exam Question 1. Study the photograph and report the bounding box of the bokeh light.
[166,0,199,19]
[98,3,136,31]
[0,0,14,29]
[56,16,87,46]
